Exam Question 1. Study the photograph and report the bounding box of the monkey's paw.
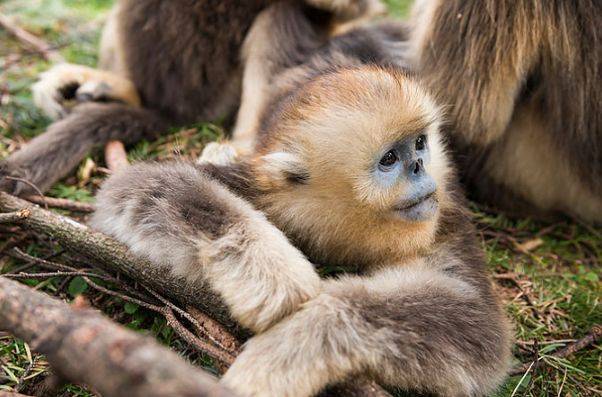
[197,142,240,166]
[32,64,114,120]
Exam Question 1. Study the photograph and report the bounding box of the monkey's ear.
[256,151,310,186]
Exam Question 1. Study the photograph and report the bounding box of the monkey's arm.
[222,261,512,397]
[91,161,320,333]
[32,63,141,120]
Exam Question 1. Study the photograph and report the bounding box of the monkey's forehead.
[281,68,436,136]
[303,67,410,100]
[281,66,436,125]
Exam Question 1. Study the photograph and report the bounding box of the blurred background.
[0,1,600,396]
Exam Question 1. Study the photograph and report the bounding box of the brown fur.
[411,0,602,222]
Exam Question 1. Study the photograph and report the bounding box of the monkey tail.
[0,103,167,196]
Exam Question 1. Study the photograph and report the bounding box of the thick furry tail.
[0,103,167,196]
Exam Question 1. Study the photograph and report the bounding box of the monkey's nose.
[409,158,424,176]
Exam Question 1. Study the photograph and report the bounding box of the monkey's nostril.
[412,160,422,175]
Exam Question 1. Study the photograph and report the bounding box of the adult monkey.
[410,0,601,222]
[0,0,385,195]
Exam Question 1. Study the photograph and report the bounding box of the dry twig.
[510,324,602,375]
[23,195,95,213]
[6,248,236,366]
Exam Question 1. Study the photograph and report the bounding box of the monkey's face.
[271,67,447,220]
[255,67,449,264]
[370,132,438,222]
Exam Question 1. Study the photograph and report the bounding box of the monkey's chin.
[391,193,438,222]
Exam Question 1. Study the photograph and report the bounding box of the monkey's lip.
[393,192,436,211]
[391,192,438,221]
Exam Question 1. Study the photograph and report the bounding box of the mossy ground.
[1,1,600,396]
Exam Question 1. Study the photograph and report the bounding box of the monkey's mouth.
[391,192,438,221]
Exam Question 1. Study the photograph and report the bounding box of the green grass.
[1,1,600,396]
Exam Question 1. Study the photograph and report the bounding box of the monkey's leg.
[0,103,164,196]
[233,0,386,143]
[222,263,512,397]
[32,63,140,120]
[92,161,320,333]
[199,1,333,166]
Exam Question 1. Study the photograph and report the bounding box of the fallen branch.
[0,13,64,62]
[510,324,602,375]
[0,192,392,396]
[0,277,237,397]
[23,195,95,213]
[0,208,29,224]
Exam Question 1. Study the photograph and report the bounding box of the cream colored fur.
[409,0,539,146]
[98,2,129,77]
[486,104,602,222]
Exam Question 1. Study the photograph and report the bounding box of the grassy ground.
[0,1,600,396]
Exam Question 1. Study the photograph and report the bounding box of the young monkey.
[92,3,511,396]
[93,65,511,397]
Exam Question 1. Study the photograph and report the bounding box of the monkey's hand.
[32,63,140,120]
[197,142,241,166]
[92,161,321,333]
[222,262,512,397]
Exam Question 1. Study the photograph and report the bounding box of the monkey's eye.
[379,150,399,169]
[415,135,427,151]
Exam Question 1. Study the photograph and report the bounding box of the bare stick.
[24,195,95,213]
[0,13,64,62]
[510,324,602,375]
[104,140,129,172]
[0,277,237,397]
